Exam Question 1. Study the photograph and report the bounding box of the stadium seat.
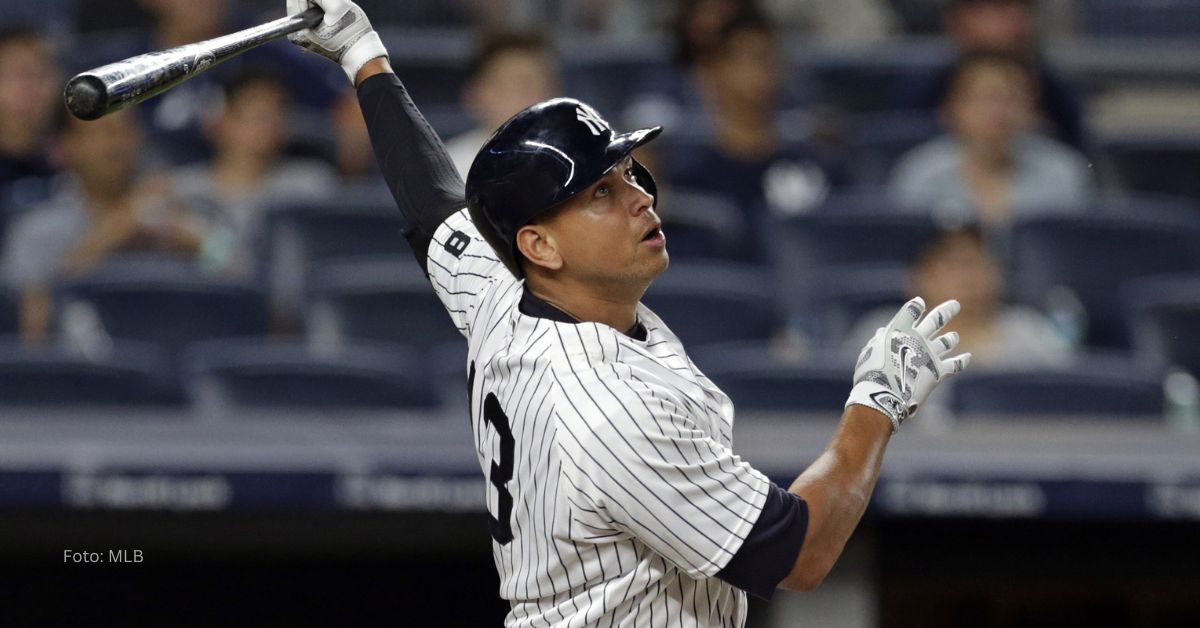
[0,337,177,407]
[54,256,271,371]
[656,189,748,261]
[0,286,18,337]
[782,264,910,345]
[768,212,942,271]
[640,262,779,345]
[308,257,463,350]
[1009,214,1200,348]
[1078,0,1200,39]
[808,48,945,114]
[1100,131,1200,200]
[563,39,672,119]
[184,339,439,413]
[950,369,1165,420]
[689,341,851,412]
[1125,273,1200,378]
[846,111,944,188]
[377,30,471,108]
[266,195,412,318]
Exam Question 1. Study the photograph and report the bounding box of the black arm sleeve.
[716,483,809,600]
[356,73,466,273]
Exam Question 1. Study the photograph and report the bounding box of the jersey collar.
[519,288,648,341]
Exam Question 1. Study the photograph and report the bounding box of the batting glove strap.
[846,381,907,435]
[338,30,387,82]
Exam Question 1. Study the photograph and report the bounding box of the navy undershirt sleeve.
[716,483,809,600]
[356,73,466,274]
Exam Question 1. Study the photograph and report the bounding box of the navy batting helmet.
[465,98,662,278]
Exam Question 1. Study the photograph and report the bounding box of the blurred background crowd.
[0,0,1199,419]
[2,2,1199,626]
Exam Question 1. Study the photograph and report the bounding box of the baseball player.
[288,1,972,626]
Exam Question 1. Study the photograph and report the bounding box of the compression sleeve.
[357,72,466,274]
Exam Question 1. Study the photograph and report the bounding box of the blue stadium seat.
[1010,214,1200,348]
[184,339,439,412]
[689,341,850,412]
[950,369,1164,420]
[657,189,748,261]
[0,286,17,337]
[266,194,412,319]
[1100,131,1200,200]
[308,257,463,350]
[563,41,672,119]
[54,256,270,370]
[0,0,76,36]
[809,49,944,114]
[846,111,944,187]
[767,212,942,271]
[267,194,410,269]
[641,262,779,345]
[1078,0,1200,39]
[0,337,177,407]
[1125,273,1200,378]
[783,264,910,345]
[377,31,471,108]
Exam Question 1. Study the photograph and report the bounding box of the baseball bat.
[63,7,324,121]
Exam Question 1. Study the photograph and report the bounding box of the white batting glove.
[845,297,972,433]
[287,0,388,82]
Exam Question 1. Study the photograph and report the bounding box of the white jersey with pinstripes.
[427,208,772,628]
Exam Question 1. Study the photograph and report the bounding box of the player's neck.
[525,276,642,334]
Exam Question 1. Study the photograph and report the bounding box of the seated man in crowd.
[666,8,835,261]
[898,0,1086,150]
[444,30,561,178]
[845,227,1074,373]
[0,28,62,219]
[888,51,1092,230]
[3,110,206,343]
[171,70,336,278]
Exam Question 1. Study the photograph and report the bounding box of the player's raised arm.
[287,0,465,275]
[780,297,972,591]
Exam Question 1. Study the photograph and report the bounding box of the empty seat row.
[0,336,449,411]
[690,341,1169,420]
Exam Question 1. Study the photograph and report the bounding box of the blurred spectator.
[3,110,206,343]
[171,71,336,278]
[445,31,562,178]
[129,0,340,164]
[0,29,62,217]
[898,0,1086,149]
[571,0,897,42]
[844,227,1074,370]
[759,0,899,44]
[331,89,381,186]
[889,52,1091,229]
[666,10,833,261]
[623,0,822,157]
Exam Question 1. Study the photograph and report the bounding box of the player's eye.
[624,167,637,183]
[594,183,610,198]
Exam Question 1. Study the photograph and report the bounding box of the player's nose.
[624,180,654,217]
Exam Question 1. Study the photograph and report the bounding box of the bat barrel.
[63,74,110,121]
[62,7,324,121]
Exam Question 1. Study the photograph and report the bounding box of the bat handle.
[293,7,325,31]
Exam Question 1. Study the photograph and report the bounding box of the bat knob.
[64,75,110,121]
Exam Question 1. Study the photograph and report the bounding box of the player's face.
[538,156,668,286]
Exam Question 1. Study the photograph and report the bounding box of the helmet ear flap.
[630,158,658,207]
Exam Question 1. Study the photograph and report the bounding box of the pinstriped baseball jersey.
[427,208,773,628]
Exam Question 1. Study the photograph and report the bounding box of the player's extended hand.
[287,0,388,82]
[845,297,972,433]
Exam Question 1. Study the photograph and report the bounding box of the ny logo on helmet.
[576,106,609,136]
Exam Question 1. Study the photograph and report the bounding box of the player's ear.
[515,224,563,272]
